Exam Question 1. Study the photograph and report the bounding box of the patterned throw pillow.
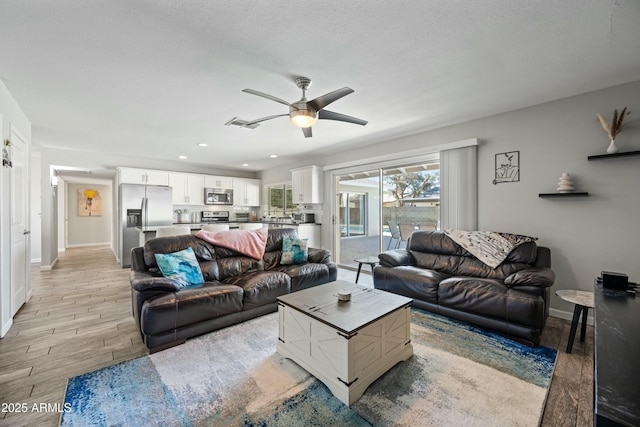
[154,247,204,288]
[280,237,308,265]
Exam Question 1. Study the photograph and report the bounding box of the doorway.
[10,125,30,316]
[334,158,440,270]
[339,192,367,237]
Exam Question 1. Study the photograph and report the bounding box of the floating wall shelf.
[588,150,640,161]
[538,192,589,198]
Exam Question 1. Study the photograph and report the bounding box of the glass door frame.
[333,171,383,269]
[329,152,440,270]
[339,192,368,238]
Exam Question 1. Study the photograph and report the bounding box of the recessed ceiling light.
[270,154,278,158]
[197,143,208,147]
[242,163,249,167]
[178,155,187,159]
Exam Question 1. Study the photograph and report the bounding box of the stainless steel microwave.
[204,188,233,205]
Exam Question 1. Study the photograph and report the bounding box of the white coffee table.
[276,280,413,405]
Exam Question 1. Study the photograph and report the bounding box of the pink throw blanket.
[196,227,268,260]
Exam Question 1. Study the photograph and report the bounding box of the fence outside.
[383,206,439,227]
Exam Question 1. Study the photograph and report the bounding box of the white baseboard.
[66,242,111,248]
[40,257,58,271]
[549,307,594,326]
[31,257,42,264]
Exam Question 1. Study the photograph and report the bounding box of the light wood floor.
[0,246,593,426]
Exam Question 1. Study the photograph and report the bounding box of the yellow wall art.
[78,188,102,216]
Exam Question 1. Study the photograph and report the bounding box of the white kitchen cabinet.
[233,178,261,206]
[118,167,169,186]
[204,175,233,189]
[291,165,323,204]
[169,173,204,205]
[295,223,321,248]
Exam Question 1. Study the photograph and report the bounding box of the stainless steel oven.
[204,188,233,205]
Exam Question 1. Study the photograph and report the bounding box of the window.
[267,184,296,215]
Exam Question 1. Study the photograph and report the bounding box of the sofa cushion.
[216,256,264,281]
[144,234,215,269]
[223,271,291,311]
[411,251,530,280]
[264,227,300,252]
[408,231,537,279]
[438,277,545,328]
[281,237,308,265]
[154,247,204,288]
[275,263,334,292]
[373,266,448,304]
[140,283,243,335]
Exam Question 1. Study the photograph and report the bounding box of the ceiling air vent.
[224,117,260,129]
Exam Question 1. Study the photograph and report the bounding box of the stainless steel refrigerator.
[119,184,173,268]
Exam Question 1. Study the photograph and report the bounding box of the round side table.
[353,256,379,283]
[555,289,595,353]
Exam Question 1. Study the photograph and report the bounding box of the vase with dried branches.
[596,107,629,154]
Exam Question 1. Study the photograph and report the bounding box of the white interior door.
[10,126,29,316]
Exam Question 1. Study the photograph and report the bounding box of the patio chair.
[387,221,401,249]
[398,223,416,248]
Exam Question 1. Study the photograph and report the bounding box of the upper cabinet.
[204,175,233,189]
[291,165,323,204]
[169,173,204,205]
[118,167,169,186]
[233,178,261,206]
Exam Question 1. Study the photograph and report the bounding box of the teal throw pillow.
[281,237,308,265]
[154,247,204,288]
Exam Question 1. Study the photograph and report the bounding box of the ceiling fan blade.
[308,87,354,111]
[302,127,312,138]
[318,110,368,126]
[242,89,291,106]
[244,114,289,126]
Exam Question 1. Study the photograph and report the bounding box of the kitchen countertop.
[137,222,319,232]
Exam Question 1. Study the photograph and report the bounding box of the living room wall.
[66,182,112,247]
[261,80,640,317]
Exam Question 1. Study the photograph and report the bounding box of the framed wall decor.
[78,188,103,216]
[493,151,520,184]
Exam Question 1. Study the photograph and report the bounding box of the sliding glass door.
[336,171,380,268]
[382,164,440,249]
[339,193,367,237]
[335,159,440,269]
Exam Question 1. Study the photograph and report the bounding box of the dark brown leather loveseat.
[373,230,554,346]
[130,228,337,352]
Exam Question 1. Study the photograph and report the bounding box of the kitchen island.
[136,222,321,247]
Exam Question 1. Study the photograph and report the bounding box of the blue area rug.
[61,309,556,426]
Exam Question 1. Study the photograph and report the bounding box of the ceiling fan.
[240,77,367,138]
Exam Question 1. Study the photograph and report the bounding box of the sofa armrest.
[378,249,415,268]
[130,271,181,293]
[504,267,555,288]
[308,247,332,264]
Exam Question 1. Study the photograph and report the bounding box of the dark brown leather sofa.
[130,228,337,353]
[373,230,555,346]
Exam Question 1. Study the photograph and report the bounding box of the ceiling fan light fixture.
[290,109,317,128]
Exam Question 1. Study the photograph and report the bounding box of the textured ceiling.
[1,1,639,171]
